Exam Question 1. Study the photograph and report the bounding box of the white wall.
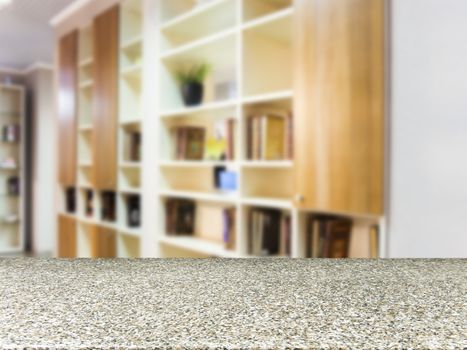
[389,0,467,257]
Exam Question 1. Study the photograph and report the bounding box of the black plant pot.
[181,82,203,106]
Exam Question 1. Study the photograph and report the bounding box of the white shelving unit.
[153,0,385,259]
[117,0,143,257]
[0,84,25,253]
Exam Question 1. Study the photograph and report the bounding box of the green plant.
[176,63,211,85]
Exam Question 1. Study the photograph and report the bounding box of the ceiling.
[0,0,76,69]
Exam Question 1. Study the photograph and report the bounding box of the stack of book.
[173,127,205,160]
[249,209,291,256]
[246,112,293,160]
[223,207,236,250]
[165,199,196,235]
[307,216,353,258]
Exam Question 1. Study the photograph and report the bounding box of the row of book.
[246,112,293,160]
[123,131,141,162]
[249,209,291,256]
[172,119,236,161]
[306,215,378,258]
[307,216,352,258]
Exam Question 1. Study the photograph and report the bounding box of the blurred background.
[0,0,466,259]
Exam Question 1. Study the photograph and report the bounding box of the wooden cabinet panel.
[92,6,119,190]
[293,0,385,215]
[58,215,77,258]
[58,31,78,186]
[91,226,117,258]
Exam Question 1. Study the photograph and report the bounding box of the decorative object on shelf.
[6,176,19,196]
[213,68,237,101]
[176,63,211,106]
[165,199,196,235]
[0,157,17,169]
[174,126,206,160]
[101,191,117,222]
[65,188,76,213]
[219,171,237,191]
[205,120,227,161]
[213,166,226,188]
[2,124,20,142]
[307,216,353,258]
[126,195,140,228]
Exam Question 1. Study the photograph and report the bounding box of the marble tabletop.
[0,259,465,349]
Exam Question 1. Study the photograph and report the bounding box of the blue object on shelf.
[219,171,237,191]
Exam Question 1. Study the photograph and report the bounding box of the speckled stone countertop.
[0,259,465,350]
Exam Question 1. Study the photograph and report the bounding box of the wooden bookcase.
[55,0,386,258]
[0,84,25,253]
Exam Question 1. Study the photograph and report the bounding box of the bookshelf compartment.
[243,95,293,161]
[244,205,291,257]
[161,166,238,194]
[121,123,141,163]
[78,166,92,187]
[161,115,237,162]
[242,0,292,23]
[79,62,93,84]
[0,87,22,117]
[160,32,237,111]
[118,233,140,257]
[0,223,20,248]
[77,130,92,164]
[120,71,142,123]
[120,0,142,45]
[242,167,292,201]
[119,166,141,190]
[302,213,381,259]
[78,188,95,219]
[118,193,141,229]
[100,191,117,223]
[242,11,292,97]
[78,26,93,63]
[161,0,237,52]
[61,187,77,214]
[163,197,237,253]
[160,0,200,24]
[121,42,142,71]
[78,86,92,125]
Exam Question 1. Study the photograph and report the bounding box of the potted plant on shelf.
[176,63,211,106]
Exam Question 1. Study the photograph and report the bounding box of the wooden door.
[58,31,78,186]
[58,215,77,257]
[294,0,385,215]
[92,5,119,190]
